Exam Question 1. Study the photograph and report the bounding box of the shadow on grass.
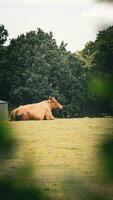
[63,177,108,200]
[0,179,46,200]
[1,119,113,200]
[0,121,15,155]
[99,133,113,181]
[63,130,113,200]
[0,121,48,200]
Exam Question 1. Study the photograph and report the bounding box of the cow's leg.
[45,111,54,120]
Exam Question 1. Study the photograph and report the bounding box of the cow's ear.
[51,97,55,101]
[49,96,53,100]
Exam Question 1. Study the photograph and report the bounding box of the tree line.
[0,25,113,117]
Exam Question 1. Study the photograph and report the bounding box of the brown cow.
[10,97,63,121]
[10,106,30,121]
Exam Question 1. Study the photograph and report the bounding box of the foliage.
[0,24,113,117]
[0,26,88,117]
[76,41,95,68]
[0,25,9,101]
[78,26,113,116]
[0,25,8,46]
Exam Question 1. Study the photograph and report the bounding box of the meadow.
[1,118,113,200]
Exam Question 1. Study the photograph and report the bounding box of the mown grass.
[1,118,113,200]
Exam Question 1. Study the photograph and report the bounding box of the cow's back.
[23,101,50,120]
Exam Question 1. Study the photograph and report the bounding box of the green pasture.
[1,118,113,200]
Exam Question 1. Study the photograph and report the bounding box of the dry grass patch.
[1,118,113,199]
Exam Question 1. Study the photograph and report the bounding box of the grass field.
[1,118,113,200]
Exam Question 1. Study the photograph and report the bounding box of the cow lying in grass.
[10,97,63,121]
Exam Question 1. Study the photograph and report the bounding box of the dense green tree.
[77,41,95,68]
[0,25,9,101]
[1,25,113,117]
[0,25,8,46]
[78,26,113,74]
[78,26,113,115]
[0,27,88,117]
[93,26,113,73]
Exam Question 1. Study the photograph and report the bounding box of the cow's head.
[49,97,63,110]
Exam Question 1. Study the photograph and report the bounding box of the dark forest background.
[0,24,113,117]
